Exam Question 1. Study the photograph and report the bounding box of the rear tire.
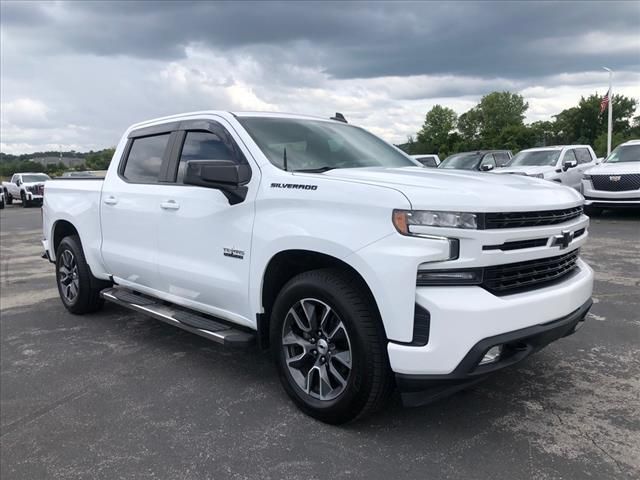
[55,235,105,314]
[270,268,393,424]
[0,198,4,209]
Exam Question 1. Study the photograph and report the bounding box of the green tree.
[417,105,458,154]
[477,91,528,147]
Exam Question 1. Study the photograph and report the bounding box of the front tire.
[21,191,30,208]
[270,269,393,424]
[55,235,105,314]
[4,190,13,205]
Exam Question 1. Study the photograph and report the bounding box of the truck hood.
[584,161,640,175]
[319,167,582,212]
[494,165,557,176]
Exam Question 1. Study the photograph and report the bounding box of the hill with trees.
[402,91,639,158]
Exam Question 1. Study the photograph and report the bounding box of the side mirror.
[480,164,495,171]
[183,160,251,205]
[563,159,578,171]
[16,180,22,186]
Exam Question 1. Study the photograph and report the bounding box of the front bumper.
[396,299,592,406]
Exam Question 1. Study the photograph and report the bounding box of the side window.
[177,131,237,183]
[122,134,171,183]
[481,153,496,167]
[11,175,17,183]
[563,149,577,164]
[495,152,510,166]
[575,148,592,164]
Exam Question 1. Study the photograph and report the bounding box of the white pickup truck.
[495,145,597,191]
[2,172,51,207]
[42,111,594,424]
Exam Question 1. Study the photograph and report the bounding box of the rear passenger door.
[100,126,177,291]
[574,148,596,190]
[153,118,259,325]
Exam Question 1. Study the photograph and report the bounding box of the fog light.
[479,345,503,366]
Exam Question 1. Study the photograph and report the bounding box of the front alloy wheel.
[282,298,352,401]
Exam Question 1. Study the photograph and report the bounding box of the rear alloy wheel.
[271,269,393,424]
[56,235,105,314]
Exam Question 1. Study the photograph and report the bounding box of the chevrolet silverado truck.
[2,172,50,207]
[42,111,594,424]
[495,145,597,191]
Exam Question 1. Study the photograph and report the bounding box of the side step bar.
[101,287,255,347]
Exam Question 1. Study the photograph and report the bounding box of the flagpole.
[603,67,613,155]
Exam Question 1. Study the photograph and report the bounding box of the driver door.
[560,149,582,190]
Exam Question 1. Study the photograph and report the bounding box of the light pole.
[602,67,613,156]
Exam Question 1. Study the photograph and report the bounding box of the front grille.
[591,174,640,192]
[483,207,582,229]
[484,238,548,251]
[482,249,580,295]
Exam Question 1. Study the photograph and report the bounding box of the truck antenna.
[283,147,288,171]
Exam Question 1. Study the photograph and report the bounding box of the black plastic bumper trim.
[396,299,592,407]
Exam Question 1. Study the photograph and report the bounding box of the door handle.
[160,200,180,210]
[103,196,118,206]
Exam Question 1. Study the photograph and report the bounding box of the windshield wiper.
[292,166,336,173]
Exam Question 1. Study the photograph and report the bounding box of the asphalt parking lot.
[1,204,638,479]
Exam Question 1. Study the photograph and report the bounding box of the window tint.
[575,148,592,164]
[563,149,577,163]
[494,152,510,166]
[481,154,496,167]
[123,134,170,183]
[177,131,237,183]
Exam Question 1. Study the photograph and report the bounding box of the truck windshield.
[438,153,482,170]
[22,174,50,183]
[509,150,560,167]
[604,144,640,163]
[238,117,416,171]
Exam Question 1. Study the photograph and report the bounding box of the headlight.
[393,209,478,233]
[529,173,545,179]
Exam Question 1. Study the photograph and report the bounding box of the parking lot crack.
[0,387,91,440]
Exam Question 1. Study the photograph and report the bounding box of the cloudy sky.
[1,0,639,154]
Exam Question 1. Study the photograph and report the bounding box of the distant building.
[32,156,85,167]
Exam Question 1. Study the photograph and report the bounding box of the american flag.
[600,90,610,114]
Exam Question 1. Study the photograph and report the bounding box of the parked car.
[495,145,597,191]
[438,150,512,171]
[2,172,51,207]
[42,111,593,424]
[411,154,440,167]
[582,139,640,215]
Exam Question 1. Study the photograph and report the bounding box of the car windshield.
[509,150,560,167]
[604,144,640,163]
[238,117,416,171]
[438,153,483,170]
[22,174,50,183]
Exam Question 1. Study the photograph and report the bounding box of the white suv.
[496,145,597,191]
[582,139,640,214]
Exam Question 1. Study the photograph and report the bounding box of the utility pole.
[603,67,613,156]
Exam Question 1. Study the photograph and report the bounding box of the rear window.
[575,148,593,164]
[123,134,171,183]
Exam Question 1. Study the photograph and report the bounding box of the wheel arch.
[51,219,80,259]
[258,249,383,349]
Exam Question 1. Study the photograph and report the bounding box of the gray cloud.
[1,1,638,153]
[2,1,638,78]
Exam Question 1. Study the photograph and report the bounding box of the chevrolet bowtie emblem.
[609,176,621,181]
[552,230,574,249]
